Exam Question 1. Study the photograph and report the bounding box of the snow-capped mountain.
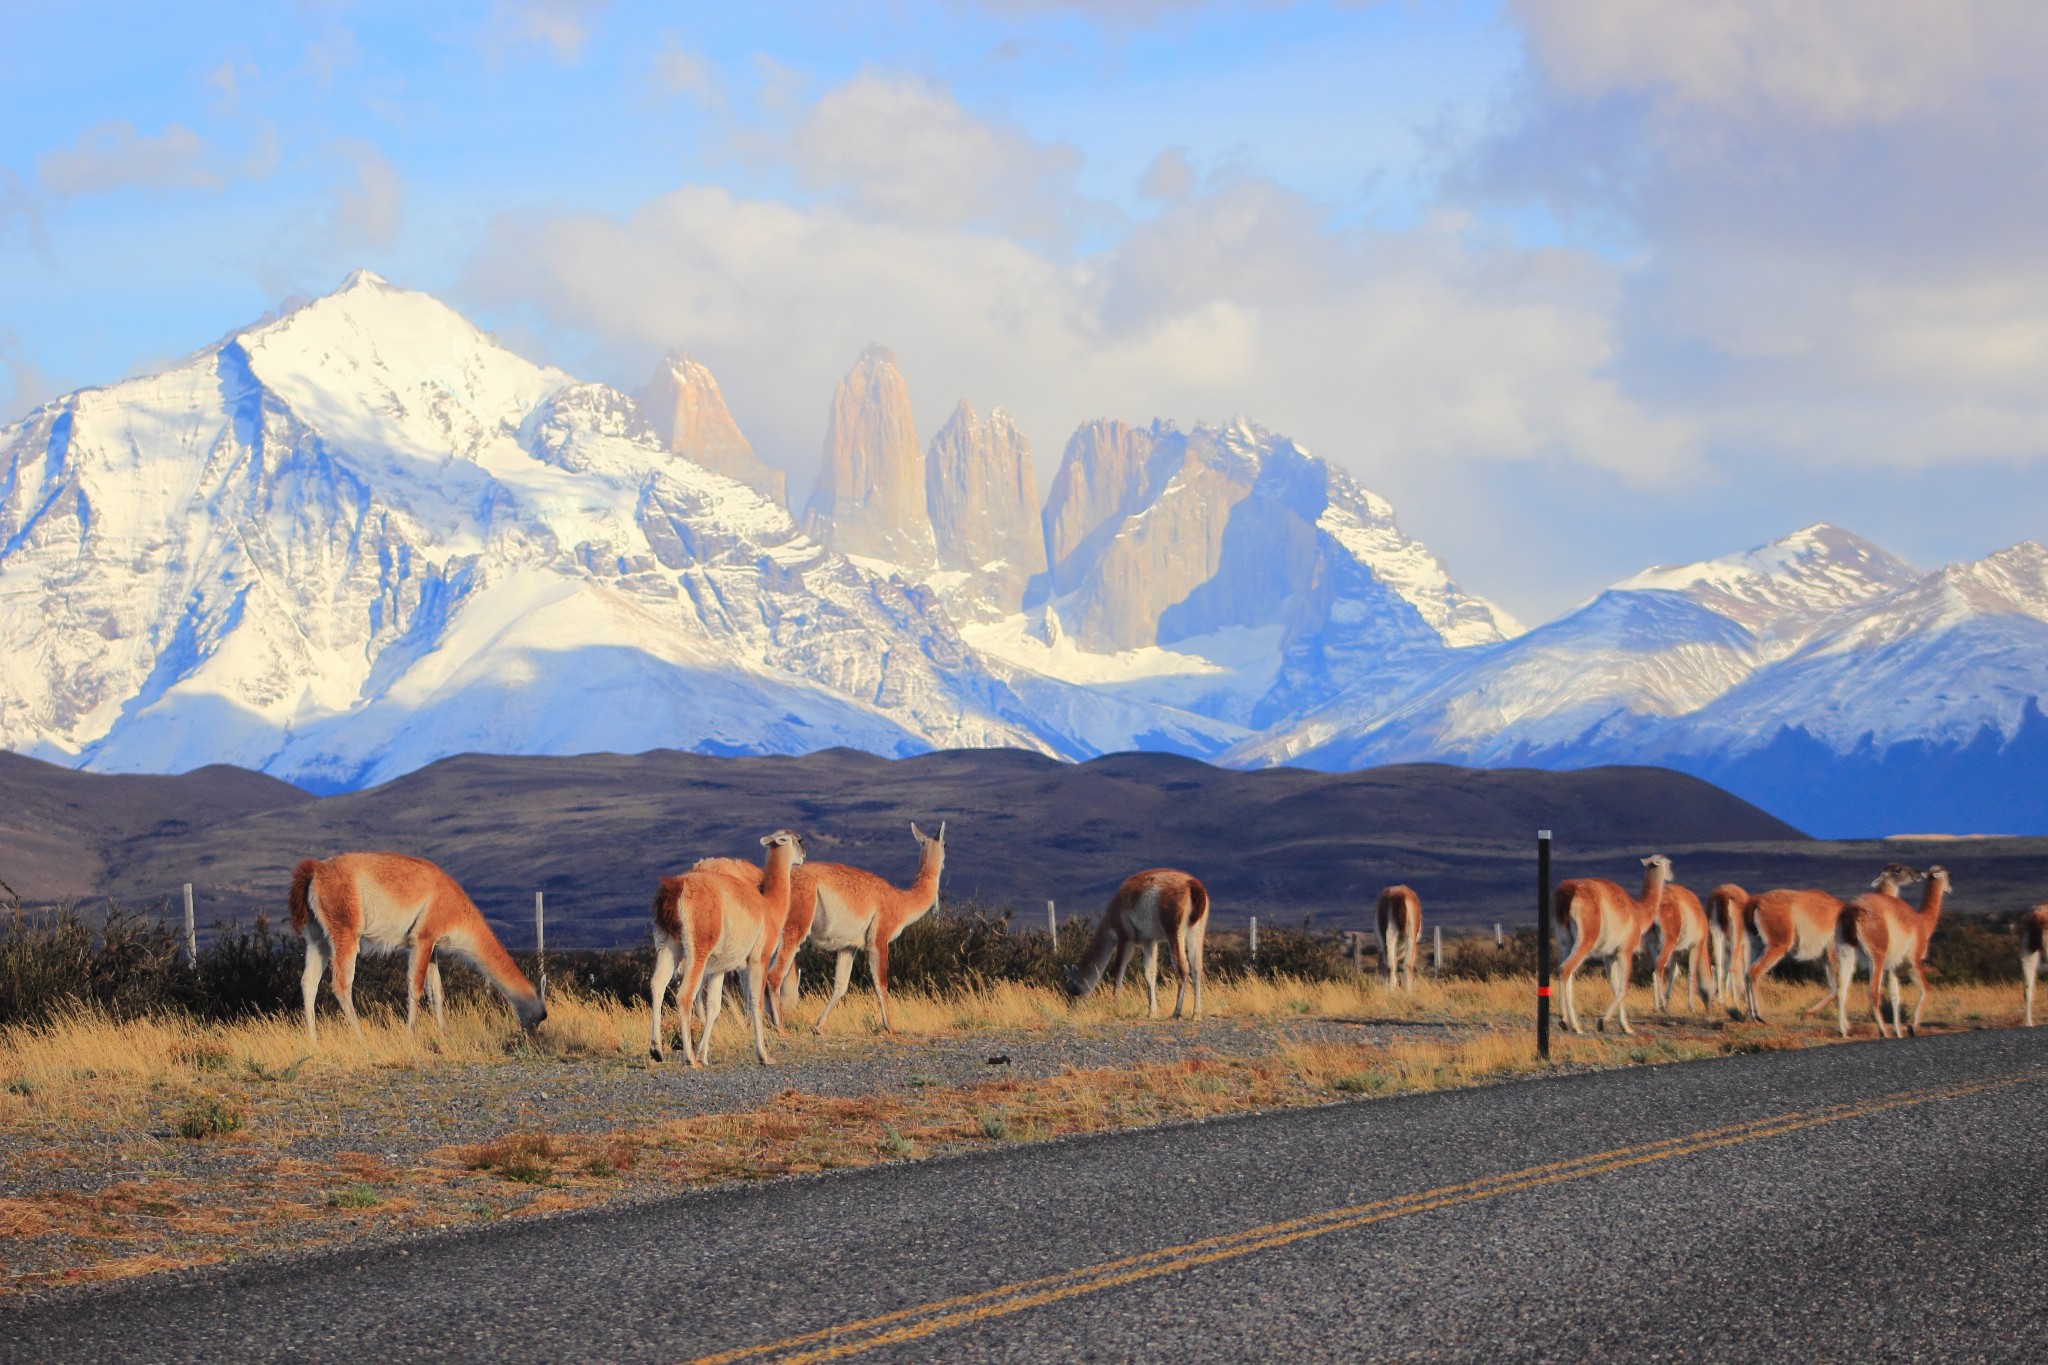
[1243,525,2048,836]
[1639,541,2048,835]
[957,417,1520,749]
[0,273,1052,789]
[8,273,2046,837]
[1237,524,1917,771]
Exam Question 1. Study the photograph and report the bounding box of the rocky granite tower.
[641,354,786,507]
[802,346,935,570]
[1040,419,1156,599]
[925,400,1046,617]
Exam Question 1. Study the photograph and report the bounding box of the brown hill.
[4,746,1831,946]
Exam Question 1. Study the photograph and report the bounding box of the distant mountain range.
[3,272,2043,836]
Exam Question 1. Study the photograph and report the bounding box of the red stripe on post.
[1536,986,1552,997]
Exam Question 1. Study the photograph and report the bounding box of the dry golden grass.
[0,968,2034,1131]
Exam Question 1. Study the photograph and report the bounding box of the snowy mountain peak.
[1615,521,1920,648]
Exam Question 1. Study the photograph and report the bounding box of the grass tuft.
[460,1130,561,1184]
[325,1184,381,1210]
[173,1094,245,1140]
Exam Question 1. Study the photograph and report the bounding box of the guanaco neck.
[1072,916,1120,994]
[760,844,797,908]
[1913,877,1947,929]
[905,844,944,911]
[1638,864,1671,915]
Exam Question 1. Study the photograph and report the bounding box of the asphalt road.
[10,1027,2048,1363]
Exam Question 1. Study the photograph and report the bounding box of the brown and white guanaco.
[1554,855,1671,1035]
[1376,885,1422,992]
[648,830,804,1066]
[1647,881,1719,1014]
[2023,904,2048,1028]
[1065,869,1210,1019]
[1835,865,1950,1039]
[766,823,946,1035]
[1742,863,1920,1022]
[288,853,545,1043]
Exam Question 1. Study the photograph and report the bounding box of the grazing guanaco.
[767,823,946,1035]
[1742,864,1920,1023]
[1836,865,1951,1039]
[1705,884,1750,1009]
[1647,882,1719,1014]
[288,853,545,1043]
[1065,868,1210,1019]
[1554,855,1671,1035]
[648,830,805,1066]
[1376,886,1422,992]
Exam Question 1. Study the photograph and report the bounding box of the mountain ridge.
[5,273,2045,836]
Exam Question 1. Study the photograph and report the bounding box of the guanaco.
[2024,904,2048,1027]
[1742,864,1920,1022]
[766,823,946,1035]
[1705,883,1750,1009]
[1376,886,1422,992]
[1836,865,1951,1039]
[1647,881,1718,1014]
[1066,868,1210,1019]
[288,853,545,1043]
[1554,855,1672,1036]
[649,830,804,1066]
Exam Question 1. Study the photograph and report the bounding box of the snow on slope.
[951,420,1516,749]
[0,273,1050,787]
[1649,541,2048,758]
[1235,524,1919,770]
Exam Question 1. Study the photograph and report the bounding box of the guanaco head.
[759,829,808,866]
[1872,863,1922,894]
[1925,865,1951,891]
[910,821,947,873]
[515,992,548,1032]
[1640,854,1673,875]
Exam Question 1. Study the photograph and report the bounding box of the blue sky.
[5,1,2046,622]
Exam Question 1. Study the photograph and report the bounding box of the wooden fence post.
[183,883,197,967]
[535,891,547,1003]
[1433,925,1442,973]
[1046,899,1057,939]
[1537,830,1553,1060]
[1249,916,1258,963]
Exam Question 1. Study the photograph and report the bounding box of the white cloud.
[778,72,1088,244]
[0,332,53,423]
[651,32,719,106]
[460,174,1689,512]
[328,141,403,250]
[39,122,222,196]
[0,168,46,253]
[1469,0,2048,470]
[483,0,608,64]
[1513,0,2048,128]
[36,120,276,198]
[1137,147,1196,202]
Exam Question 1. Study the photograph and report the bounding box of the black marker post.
[1536,829,1552,1060]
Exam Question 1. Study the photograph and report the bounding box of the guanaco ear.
[910,822,923,840]
[937,820,945,842]
[760,834,774,848]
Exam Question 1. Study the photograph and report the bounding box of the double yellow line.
[689,1068,2044,1365]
